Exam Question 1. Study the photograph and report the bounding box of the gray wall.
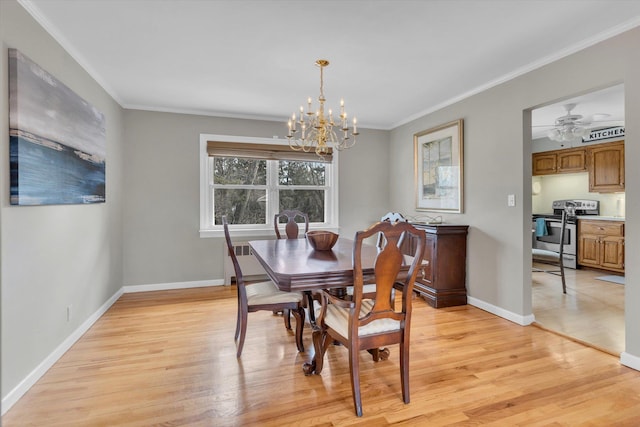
[3,0,640,409]
[389,28,640,357]
[1,1,125,398]
[122,110,390,286]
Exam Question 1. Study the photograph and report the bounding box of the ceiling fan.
[533,102,623,146]
[545,103,591,143]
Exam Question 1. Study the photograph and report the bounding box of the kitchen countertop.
[576,215,625,221]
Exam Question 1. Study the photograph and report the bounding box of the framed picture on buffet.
[414,119,464,213]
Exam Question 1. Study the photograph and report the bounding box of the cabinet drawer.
[580,221,624,236]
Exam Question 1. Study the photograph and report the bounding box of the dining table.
[248,236,412,374]
[248,236,383,293]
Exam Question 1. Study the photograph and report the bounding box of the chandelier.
[547,103,590,143]
[287,59,358,158]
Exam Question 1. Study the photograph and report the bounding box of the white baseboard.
[1,278,224,416]
[1,287,123,415]
[467,296,536,326]
[123,278,225,293]
[620,352,640,371]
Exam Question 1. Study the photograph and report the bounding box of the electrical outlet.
[507,194,516,207]
[67,305,72,322]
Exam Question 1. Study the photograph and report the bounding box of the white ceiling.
[20,0,640,132]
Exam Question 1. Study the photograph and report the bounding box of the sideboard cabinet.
[403,224,469,308]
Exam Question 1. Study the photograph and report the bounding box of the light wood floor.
[532,264,624,356]
[4,286,640,426]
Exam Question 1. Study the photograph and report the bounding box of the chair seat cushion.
[325,299,400,338]
[532,248,561,262]
[246,281,303,305]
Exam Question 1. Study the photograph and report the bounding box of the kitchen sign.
[582,126,625,143]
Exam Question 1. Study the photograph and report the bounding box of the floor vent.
[224,242,267,284]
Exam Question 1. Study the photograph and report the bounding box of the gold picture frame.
[414,119,464,213]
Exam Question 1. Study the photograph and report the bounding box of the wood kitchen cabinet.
[532,147,586,175]
[402,224,469,308]
[578,219,624,273]
[588,141,625,192]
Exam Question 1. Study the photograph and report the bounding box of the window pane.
[279,161,325,186]
[214,157,266,185]
[214,189,266,225]
[279,189,324,222]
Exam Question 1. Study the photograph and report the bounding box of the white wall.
[121,111,390,287]
[1,0,125,402]
[389,27,640,364]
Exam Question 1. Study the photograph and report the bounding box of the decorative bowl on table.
[306,230,339,251]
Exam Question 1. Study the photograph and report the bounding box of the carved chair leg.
[292,307,305,352]
[283,308,292,330]
[236,310,248,358]
[234,302,241,340]
[349,346,363,417]
[400,337,410,404]
[305,291,316,324]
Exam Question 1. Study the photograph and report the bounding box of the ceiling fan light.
[577,127,590,137]
[547,129,561,141]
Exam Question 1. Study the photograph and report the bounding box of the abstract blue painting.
[9,48,106,205]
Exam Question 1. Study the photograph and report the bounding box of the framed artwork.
[9,48,106,205]
[414,119,463,213]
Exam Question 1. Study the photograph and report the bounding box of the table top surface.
[248,237,379,291]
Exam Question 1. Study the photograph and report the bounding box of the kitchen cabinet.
[588,141,625,192]
[578,219,624,273]
[402,224,469,308]
[532,147,586,175]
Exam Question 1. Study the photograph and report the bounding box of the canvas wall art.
[9,48,106,205]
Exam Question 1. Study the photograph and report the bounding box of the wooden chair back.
[377,211,408,249]
[274,210,310,239]
[222,215,247,296]
[352,220,424,329]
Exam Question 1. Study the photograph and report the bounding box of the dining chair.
[274,209,309,239]
[222,216,305,357]
[311,220,426,416]
[532,205,575,294]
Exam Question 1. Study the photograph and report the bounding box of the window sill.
[200,224,340,239]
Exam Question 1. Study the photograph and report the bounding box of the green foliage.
[214,157,266,185]
[278,160,325,186]
[214,158,326,225]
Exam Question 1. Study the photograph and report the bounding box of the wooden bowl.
[306,230,339,251]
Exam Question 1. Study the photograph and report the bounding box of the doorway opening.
[529,84,625,355]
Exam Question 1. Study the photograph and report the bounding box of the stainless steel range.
[532,199,599,269]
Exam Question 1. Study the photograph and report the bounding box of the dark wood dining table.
[248,237,381,293]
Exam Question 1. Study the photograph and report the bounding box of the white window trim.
[199,134,340,238]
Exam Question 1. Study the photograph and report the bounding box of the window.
[199,135,339,237]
